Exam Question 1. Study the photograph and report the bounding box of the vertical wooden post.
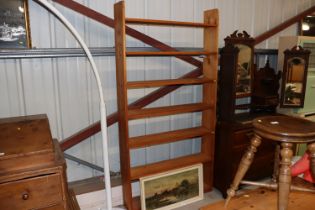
[202,9,219,191]
[114,2,132,209]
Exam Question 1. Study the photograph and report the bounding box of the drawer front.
[232,152,275,180]
[40,203,66,210]
[0,173,63,210]
[233,129,275,151]
[232,140,275,160]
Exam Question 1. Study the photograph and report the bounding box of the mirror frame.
[280,46,310,108]
[224,30,255,99]
[299,15,315,36]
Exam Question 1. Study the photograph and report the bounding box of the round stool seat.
[253,115,315,143]
[226,115,315,210]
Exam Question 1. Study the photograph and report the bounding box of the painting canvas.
[0,0,31,48]
[140,164,203,210]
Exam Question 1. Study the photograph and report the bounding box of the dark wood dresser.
[214,32,280,197]
[214,114,276,197]
[0,115,72,210]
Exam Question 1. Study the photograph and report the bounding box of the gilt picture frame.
[140,164,203,210]
[0,0,31,48]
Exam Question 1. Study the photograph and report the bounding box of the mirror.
[280,46,310,108]
[299,15,315,36]
[223,30,255,99]
[283,58,305,106]
[235,44,252,97]
[221,30,255,115]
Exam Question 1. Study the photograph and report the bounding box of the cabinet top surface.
[0,114,54,158]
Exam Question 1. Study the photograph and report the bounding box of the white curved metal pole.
[33,1,119,209]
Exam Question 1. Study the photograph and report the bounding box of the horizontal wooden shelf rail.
[126,78,213,89]
[126,51,215,56]
[125,18,216,27]
[128,103,212,120]
[130,153,212,180]
[129,126,211,149]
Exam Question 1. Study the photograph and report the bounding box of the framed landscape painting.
[0,0,31,48]
[140,164,203,210]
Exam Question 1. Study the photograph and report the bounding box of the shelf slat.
[129,126,211,149]
[127,78,213,89]
[130,153,211,180]
[126,51,215,56]
[128,103,212,120]
[125,18,216,27]
[235,92,251,98]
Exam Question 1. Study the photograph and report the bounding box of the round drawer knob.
[22,193,29,200]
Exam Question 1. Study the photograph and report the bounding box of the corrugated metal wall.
[1,0,314,181]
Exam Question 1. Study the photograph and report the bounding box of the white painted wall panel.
[0,60,24,116]
[1,0,314,181]
[268,0,283,48]
[252,0,269,49]
[236,0,254,34]
[215,0,235,46]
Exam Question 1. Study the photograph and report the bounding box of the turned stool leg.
[272,144,281,182]
[278,142,293,210]
[308,143,315,180]
[225,134,262,207]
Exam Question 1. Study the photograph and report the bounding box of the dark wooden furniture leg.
[308,142,315,180]
[278,142,293,210]
[272,144,281,182]
[225,134,262,206]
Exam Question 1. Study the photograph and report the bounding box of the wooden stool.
[225,115,315,210]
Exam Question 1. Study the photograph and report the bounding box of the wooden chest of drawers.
[0,115,70,210]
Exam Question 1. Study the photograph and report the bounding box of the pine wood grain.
[126,18,216,27]
[114,2,133,209]
[128,103,212,120]
[201,8,219,192]
[113,2,219,209]
[130,153,212,180]
[127,78,213,89]
[200,188,315,210]
[126,51,214,56]
[129,126,211,149]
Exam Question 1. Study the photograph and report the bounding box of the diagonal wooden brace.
[53,0,205,151]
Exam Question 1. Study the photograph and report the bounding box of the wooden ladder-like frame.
[114,1,218,209]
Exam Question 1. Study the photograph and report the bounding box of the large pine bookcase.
[114,1,219,209]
